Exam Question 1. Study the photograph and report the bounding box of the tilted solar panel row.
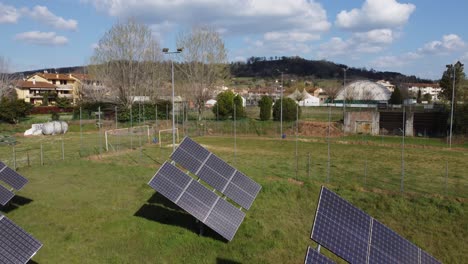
[310,186,441,264]
[148,162,245,241]
[0,162,28,191]
[170,137,261,210]
[0,215,42,264]
[304,246,335,264]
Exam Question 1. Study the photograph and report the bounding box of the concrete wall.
[344,111,380,135]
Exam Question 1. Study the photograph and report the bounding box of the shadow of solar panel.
[304,246,335,264]
[0,215,42,264]
[171,137,261,210]
[370,220,419,264]
[421,250,441,264]
[148,162,246,241]
[0,184,15,206]
[311,187,370,264]
[0,162,28,190]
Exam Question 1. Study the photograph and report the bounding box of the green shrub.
[272,97,301,121]
[0,97,33,124]
[258,96,272,121]
[213,91,246,120]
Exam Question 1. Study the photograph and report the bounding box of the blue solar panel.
[421,250,441,264]
[304,246,335,264]
[370,220,419,264]
[310,187,442,264]
[148,162,246,241]
[0,162,28,190]
[311,187,371,264]
[0,184,15,206]
[0,215,42,264]
[171,137,261,210]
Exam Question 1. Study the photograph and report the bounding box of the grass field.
[1,131,466,263]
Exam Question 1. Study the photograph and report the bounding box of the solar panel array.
[148,162,245,241]
[0,184,15,206]
[0,162,28,190]
[0,162,29,207]
[0,215,42,264]
[304,246,335,264]
[310,187,441,264]
[170,137,261,210]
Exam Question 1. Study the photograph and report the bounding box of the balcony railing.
[58,94,73,98]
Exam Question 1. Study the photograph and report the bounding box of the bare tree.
[89,19,163,108]
[0,56,15,98]
[176,26,228,119]
[322,86,340,102]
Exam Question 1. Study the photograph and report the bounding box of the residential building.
[405,83,441,102]
[376,80,395,92]
[27,72,78,103]
[13,79,57,105]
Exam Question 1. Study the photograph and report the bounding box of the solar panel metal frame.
[170,137,261,210]
[304,246,335,264]
[310,187,371,264]
[148,162,246,241]
[0,215,42,264]
[310,187,441,264]
[0,162,28,190]
[0,184,15,206]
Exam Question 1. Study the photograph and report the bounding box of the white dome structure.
[336,80,391,102]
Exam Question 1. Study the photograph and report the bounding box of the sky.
[1,0,467,80]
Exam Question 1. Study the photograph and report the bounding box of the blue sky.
[1,0,467,79]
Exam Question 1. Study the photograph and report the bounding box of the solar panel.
[311,187,371,264]
[0,184,15,206]
[0,162,28,190]
[148,162,246,241]
[0,215,42,264]
[369,219,419,264]
[171,137,261,210]
[310,187,441,264]
[304,246,335,264]
[421,250,442,264]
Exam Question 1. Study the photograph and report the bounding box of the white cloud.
[461,52,468,62]
[318,29,397,58]
[419,34,465,54]
[336,0,415,31]
[0,3,20,23]
[85,0,330,33]
[371,52,420,68]
[15,31,68,46]
[22,5,78,31]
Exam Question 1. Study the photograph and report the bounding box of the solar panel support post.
[317,244,321,253]
[12,146,16,170]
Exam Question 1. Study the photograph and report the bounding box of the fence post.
[307,152,311,178]
[364,159,368,185]
[12,145,16,170]
[61,139,65,160]
[27,151,30,167]
[445,161,448,196]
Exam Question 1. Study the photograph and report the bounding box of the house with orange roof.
[13,78,57,105]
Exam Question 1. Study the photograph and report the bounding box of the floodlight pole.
[449,64,456,149]
[277,69,285,138]
[342,67,348,134]
[163,48,183,152]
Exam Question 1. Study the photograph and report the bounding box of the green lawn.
[1,133,466,263]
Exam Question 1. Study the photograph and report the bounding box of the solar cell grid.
[370,220,419,264]
[0,166,28,191]
[147,162,246,241]
[304,246,336,264]
[171,137,261,210]
[0,184,15,206]
[0,215,42,264]
[205,197,245,241]
[421,250,442,264]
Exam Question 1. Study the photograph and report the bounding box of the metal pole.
[80,107,82,154]
[343,68,347,123]
[61,140,65,160]
[234,100,237,166]
[99,106,102,154]
[280,72,283,138]
[400,105,405,193]
[449,65,455,148]
[131,106,133,149]
[445,161,448,195]
[40,143,43,166]
[115,106,118,129]
[170,57,176,151]
[327,105,331,183]
[12,146,16,170]
[308,152,311,178]
[295,103,298,179]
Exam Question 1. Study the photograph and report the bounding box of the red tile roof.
[34,73,74,81]
[14,80,57,89]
